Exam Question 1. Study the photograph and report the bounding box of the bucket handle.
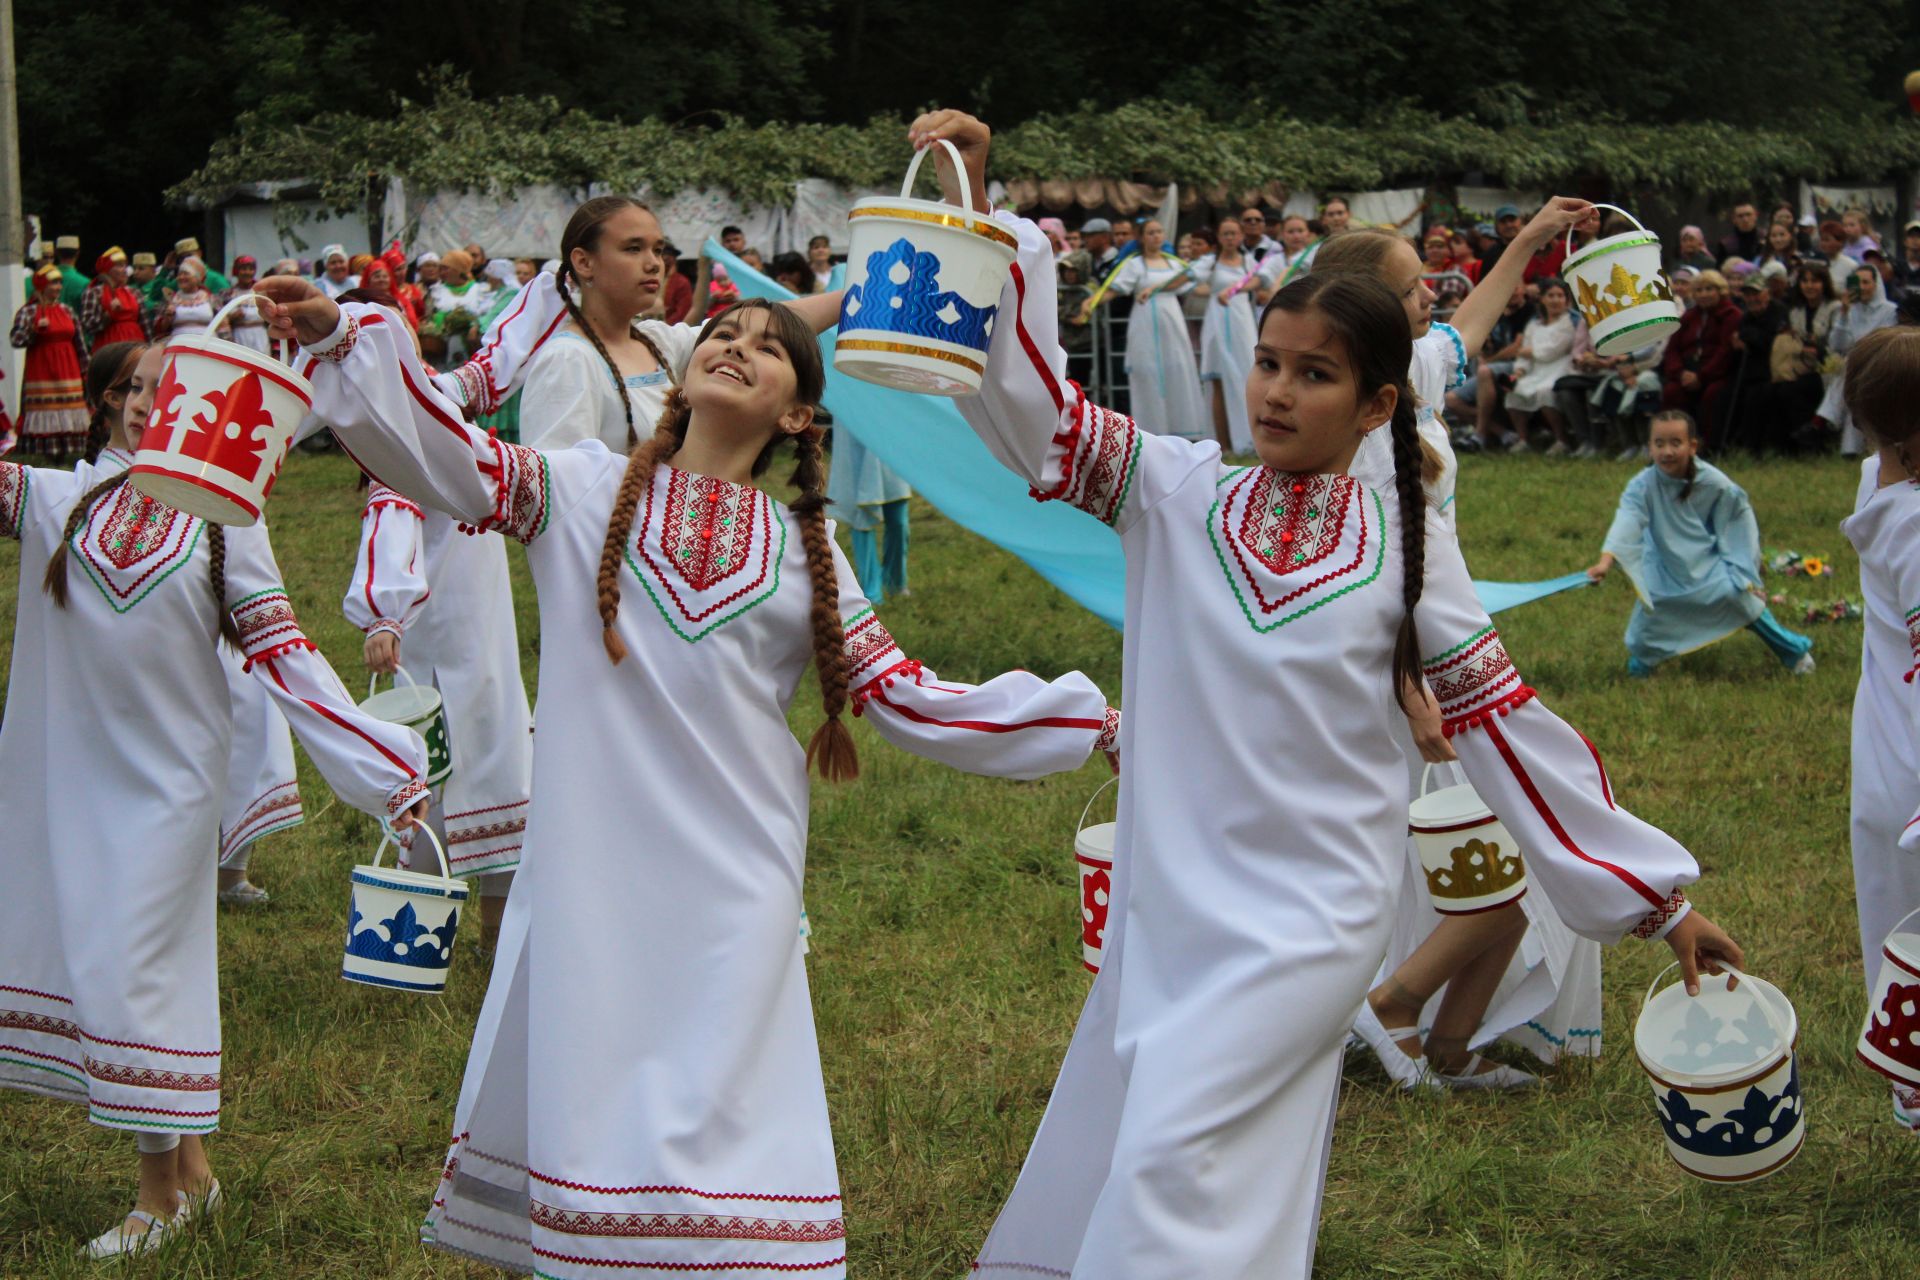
[366,663,421,703]
[1563,203,1650,258]
[202,291,267,341]
[1077,775,1119,837]
[1417,760,1468,799]
[1643,961,1791,1048]
[901,138,985,229]
[370,818,454,882]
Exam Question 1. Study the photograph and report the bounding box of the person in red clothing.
[660,241,694,323]
[1661,269,1743,447]
[79,248,148,349]
[10,264,90,459]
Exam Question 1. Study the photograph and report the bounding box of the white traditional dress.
[1505,312,1578,413]
[92,446,307,867]
[1108,255,1206,439]
[1841,457,1920,1000]
[345,482,533,882]
[958,216,1699,1279]
[1192,252,1259,452]
[518,319,700,452]
[296,301,1117,1278]
[0,457,426,1136]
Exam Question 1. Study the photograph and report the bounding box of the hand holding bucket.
[130,292,314,526]
[1560,205,1682,358]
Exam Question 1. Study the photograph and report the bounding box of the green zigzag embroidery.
[1208,485,1385,633]
[626,493,787,643]
[1424,623,1495,667]
[73,516,206,615]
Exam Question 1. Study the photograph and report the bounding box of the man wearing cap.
[129,252,157,290]
[1081,217,1117,281]
[1888,220,1920,300]
[52,236,89,308]
[150,237,230,301]
[1476,205,1525,273]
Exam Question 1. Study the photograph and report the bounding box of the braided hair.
[592,298,855,780]
[556,195,670,449]
[1261,271,1425,710]
[82,341,148,464]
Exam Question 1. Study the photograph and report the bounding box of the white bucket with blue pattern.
[835,139,1017,397]
[341,824,468,994]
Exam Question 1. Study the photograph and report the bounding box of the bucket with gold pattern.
[1408,763,1529,915]
[1562,203,1681,357]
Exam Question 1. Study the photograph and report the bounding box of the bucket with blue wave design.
[835,140,1017,396]
[341,824,468,994]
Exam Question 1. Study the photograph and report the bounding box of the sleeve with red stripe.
[344,484,430,636]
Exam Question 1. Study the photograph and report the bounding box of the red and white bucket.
[131,292,312,526]
[1857,906,1920,1089]
[1075,778,1118,974]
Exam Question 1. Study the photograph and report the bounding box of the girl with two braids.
[913,110,1741,1278]
[0,343,428,1259]
[256,268,1116,1277]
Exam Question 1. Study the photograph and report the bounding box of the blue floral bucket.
[340,824,468,994]
[834,139,1017,397]
[1634,965,1804,1183]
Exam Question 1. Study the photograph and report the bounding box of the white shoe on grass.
[1791,653,1816,676]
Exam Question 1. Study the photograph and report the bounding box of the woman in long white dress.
[911,111,1740,1279]
[0,343,428,1258]
[260,281,1117,1278]
[1190,217,1260,452]
[1504,277,1580,453]
[1082,220,1208,438]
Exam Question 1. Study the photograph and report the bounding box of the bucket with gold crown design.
[835,139,1017,397]
[1561,204,1682,357]
[1857,906,1920,1090]
[1408,763,1529,915]
[131,292,312,526]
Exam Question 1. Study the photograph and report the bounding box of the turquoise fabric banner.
[706,240,1593,627]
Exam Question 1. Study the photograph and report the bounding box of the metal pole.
[0,0,24,420]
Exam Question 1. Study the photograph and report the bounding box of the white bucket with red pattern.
[1075,778,1118,974]
[1858,906,1920,1089]
[131,293,312,526]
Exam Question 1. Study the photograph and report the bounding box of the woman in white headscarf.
[315,244,355,300]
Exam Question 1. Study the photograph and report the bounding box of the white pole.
[0,0,24,422]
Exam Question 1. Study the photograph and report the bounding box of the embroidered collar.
[1208,467,1384,632]
[626,467,785,642]
[72,481,204,613]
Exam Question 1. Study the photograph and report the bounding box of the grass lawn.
[1,447,1915,1279]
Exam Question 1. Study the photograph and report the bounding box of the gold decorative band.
[836,338,985,375]
[849,206,1019,250]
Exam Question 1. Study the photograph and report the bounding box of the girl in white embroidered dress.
[0,343,428,1259]
[910,111,1742,1280]
[253,283,1117,1278]
[1836,327,1920,1129]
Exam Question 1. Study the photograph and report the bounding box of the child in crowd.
[1588,409,1813,676]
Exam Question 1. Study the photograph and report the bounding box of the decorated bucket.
[1075,778,1118,974]
[340,823,468,994]
[1857,906,1920,1089]
[1408,764,1529,915]
[130,293,313,526]
[1635,965,1804,1183]
[1561,204,1681,358]
[360,667,451,788]
[835,139,1017,397]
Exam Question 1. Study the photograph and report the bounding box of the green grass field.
[1,448,1916,1279]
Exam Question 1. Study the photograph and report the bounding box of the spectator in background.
[1321,196,1352,233]
[128,252,157,293]
[1717,202,1762,263]
[1037,217,1070,257]
[1724,273,1786,449]
[1477,204,1525,273]
[1504,277,1581,453]
[1553,319,1615,457]
[1081,217,1117,280]
[1841,208,1880,263]
[1449,280,1533,449]
[1754,221,1800,275]
[316,245,354,300]
[463,241,487,267]
[1816,221,1861,293]
[768,251,813,295]
[1813,263,1900,454]
[1240,207,1280,261]
[513,258,538,287]
[1447,230,1480,281]
[1065,227,1083,253]
[740,247,764,271]
[1661,269,1743,447]
[1890,220,1920,298]
[1774,265,1838,447]
[1521,228,1569,288]
[720,225,747,255]
[807,235,835,291]
[1055,249,1094,387]
[1111,218,1137,259]
[1419,226,1452,277]
[1795,213,1819,255]
[51,235,87,307]
[1676,225,1717,272]
[659,244,694,323]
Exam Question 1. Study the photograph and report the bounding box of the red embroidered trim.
[84,1059,221,1092]
[1631,890,1688,940]
[844,612,902,679]
[448,843,521,866]
[241,638,319,672]
[387,778,431,817]
[76,487,194,601]
[1425,630,1523,725]
[526,1171,839,1203]
[234,591,303,655]
[1095,706,1121,754]
[1071,405,1141,526]
[1238,470,1350,576]
[0,984,71,1004]
[446,816,527,845]
[1219,468,1371,615]
[1437,685,1535,737]
[90,1101,220,1117]
[635,471,775,625]
[447,799,529,820]
[1425,628,1502,677]
[530,1202,846,1243]
[311,313,361,363]
[222,785,303,858]
[0,1009,219,1057]
[0,1041,84,1075]
[530,1247,846,1273]
[850,658,922,713]
[659,470,757,593]
[0,462,25,539]
[363,618,406,636]
[366,481,423,518]
[95,483,179,571]
[1030,389,1087,504]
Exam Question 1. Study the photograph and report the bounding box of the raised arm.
[835,539,1116,779]
[1449,199,1595,355]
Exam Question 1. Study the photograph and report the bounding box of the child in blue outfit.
[1587,409,1813,676]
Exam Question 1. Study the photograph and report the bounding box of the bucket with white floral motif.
[1857,906,1920,1089]
[1408,763,1529,915]
[131,293,312,526]
[836,140,1017,397]
[360,666,451,788]
[341,824,468,994]
[1074,778,1118,974]
[1561,204,1682,358]
[1635,965,1804,1183]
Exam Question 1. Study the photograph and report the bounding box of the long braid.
[206,523,242,650]
[789,426,858,782]
[41,473,130,607]
[558,261,638,448]
[595,388,689,662]
[1387,386,1426,712]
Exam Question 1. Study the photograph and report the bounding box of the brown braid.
[789,426,858,782]
[206,523,242,650]
[558,260,638,448]
[595,388,690,663]
[1386,384,1427,713]
[556,194,664,449]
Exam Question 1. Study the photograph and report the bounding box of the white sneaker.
[84,1204,176,1259]
[1791,653,1816,676]
[1436,1053,1542,1091]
